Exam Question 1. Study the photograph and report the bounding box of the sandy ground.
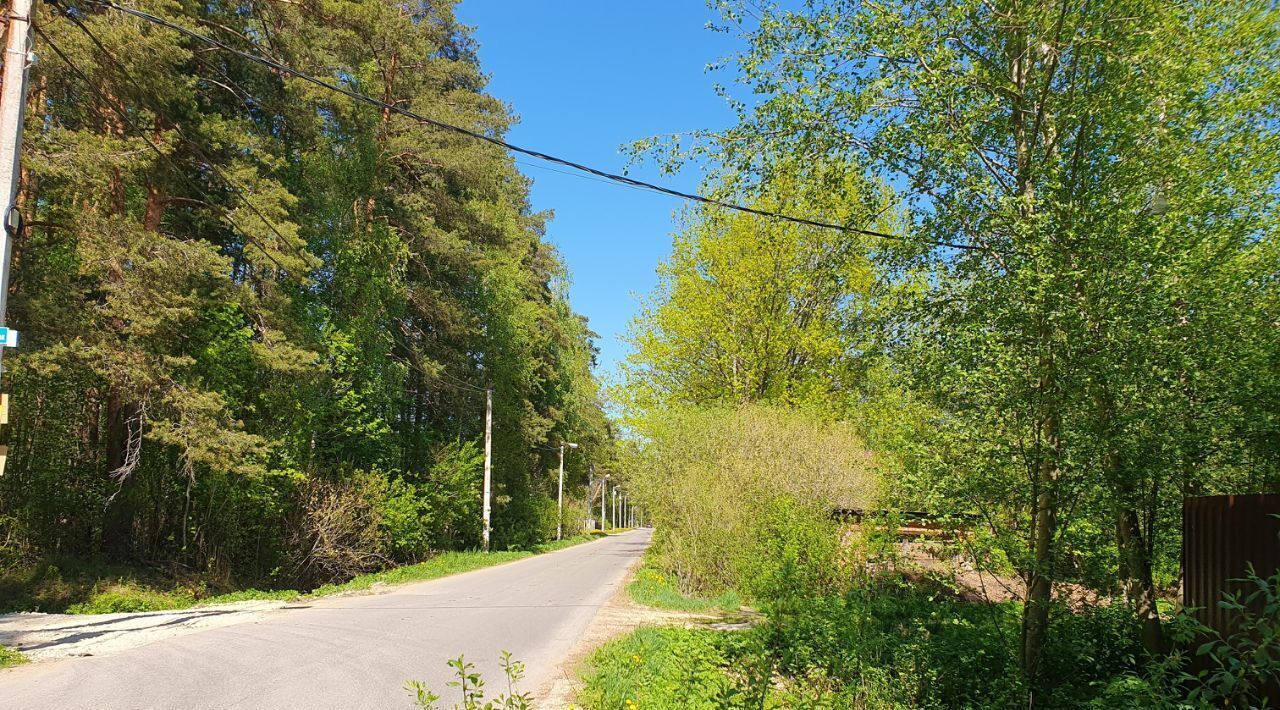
[534,566,731,709]
[0,600,291,662]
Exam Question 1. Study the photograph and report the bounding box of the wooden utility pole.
[0,0,34,477]
[481,388,492,552]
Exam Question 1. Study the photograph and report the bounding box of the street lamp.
[557,441,578,540]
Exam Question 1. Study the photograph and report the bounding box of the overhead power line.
[83,0,984,253]
[44,4,315,274]
[36,26,301,275]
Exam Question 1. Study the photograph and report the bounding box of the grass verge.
[306,534,598,597]
[0,644,29,669]
[2,534,603,615]
[628,559,740,613]
[580,626,756,709]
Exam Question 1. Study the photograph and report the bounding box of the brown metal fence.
[1182,494,1280,634]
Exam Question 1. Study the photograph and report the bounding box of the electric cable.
[87,0,987,254]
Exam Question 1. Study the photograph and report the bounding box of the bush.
[624,404,877,596]
[737,496,843,604]
[380,442,485,560]
[290,472,389,585]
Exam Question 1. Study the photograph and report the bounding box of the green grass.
[307,534,598,597]
[1,535,602,615]
[0,644,29,669]
[64,584,200,614]
[580,626,755,709]
[0,557,207,614]
[628,564,740,613]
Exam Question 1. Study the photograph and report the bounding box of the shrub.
[623,404,877,596]
[290,472,389,585]
[736,496,843,604]
[1177,566,1280,707]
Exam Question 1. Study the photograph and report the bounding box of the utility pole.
[481,388,492,552]
[556,441,578,540]
[0,0,34,477]
[601,474,609,531]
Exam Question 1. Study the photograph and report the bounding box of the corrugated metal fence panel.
[1182,494,1280,634]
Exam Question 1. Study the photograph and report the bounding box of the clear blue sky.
[455,2,740,382]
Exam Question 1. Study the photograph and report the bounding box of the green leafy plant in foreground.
[1097,566,1280,708]
[406,651,531,710]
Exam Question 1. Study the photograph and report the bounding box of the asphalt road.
[0,529,651,709]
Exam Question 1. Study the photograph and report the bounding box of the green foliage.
[407,652,531,710]
[628,563,740,614]
[622,404,875,596]
[64,584,197,615]
[581,627,760,710]
[1,0,612,592]
[629,0,1280,686]
[582,586,1162,709]
[0,644,28,669]
[621,158,891,412]
[380,442,485,559]
[1181,567,1280,707]
[738,497,843,604]
[0,557,207,614]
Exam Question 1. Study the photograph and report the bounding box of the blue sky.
[455,2,740,382]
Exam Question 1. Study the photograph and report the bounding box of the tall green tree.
[0,0,611,583]
[654,0,1280,686]
[623,159,891,413]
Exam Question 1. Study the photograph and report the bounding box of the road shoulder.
[534,560,722,708]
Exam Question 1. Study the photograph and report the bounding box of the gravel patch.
[0,601,289,662]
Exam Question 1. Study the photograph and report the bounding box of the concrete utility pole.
[556,441,578,540]
[481,388,493,552]
[0,0,34,477]
[601,474,609,531]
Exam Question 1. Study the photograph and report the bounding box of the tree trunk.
[101,388,138,556]
[1117,505,1164,654]
[1021,403,1060,686]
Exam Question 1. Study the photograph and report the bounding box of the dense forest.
[0,0,610,592]
[609,0,1280,707]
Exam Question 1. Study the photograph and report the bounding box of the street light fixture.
[557,441,578,540]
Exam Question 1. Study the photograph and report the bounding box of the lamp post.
[557,441,578,540]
